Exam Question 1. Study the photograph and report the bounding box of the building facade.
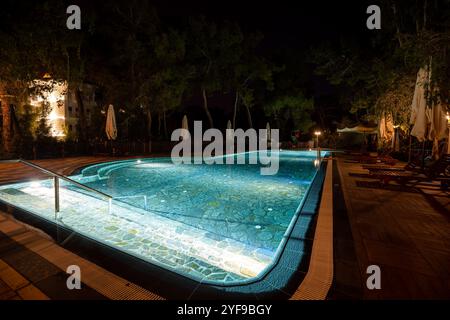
[29,81,97,139]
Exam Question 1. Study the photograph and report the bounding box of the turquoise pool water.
[0,151,325,284]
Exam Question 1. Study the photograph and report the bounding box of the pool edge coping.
[290,156,334,300]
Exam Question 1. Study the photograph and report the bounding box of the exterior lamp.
[314,130,322,160]
[314,131,321,148]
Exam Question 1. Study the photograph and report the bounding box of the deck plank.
[337,155,450,299]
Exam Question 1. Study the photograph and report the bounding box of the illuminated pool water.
[0,151,326,284]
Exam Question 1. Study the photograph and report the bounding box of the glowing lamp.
[30,181,41,188]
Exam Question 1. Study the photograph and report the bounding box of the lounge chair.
[365,155,450,177]
[362,158,422,172]
[426,155,450,178]
[367,168,450,190]
[362,164,405,171]
[348,149,398,165]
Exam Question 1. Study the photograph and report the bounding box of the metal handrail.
[0,159,113,216]
[113,194,148,210]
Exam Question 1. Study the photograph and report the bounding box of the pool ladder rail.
[0,159,113,219]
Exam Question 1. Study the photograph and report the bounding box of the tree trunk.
[75,87,87,144]
[163,109,168,139]
[244,103,253,129]
[0,95,13,155]
[415,0,421,34]
[146,107,152,141]
[158,111,161,136]
[391,3,403,48]
[233,90,239,129]
[202,87,214,128]
[423,0,427,31]
[0,94,13,156]
[146,107,152,153]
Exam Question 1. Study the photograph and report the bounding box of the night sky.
[150,0,373,45]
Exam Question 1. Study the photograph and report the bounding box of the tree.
[187,17,247,128]
[264,93,315,139]
[229,32,275,129]
[310,0,450,130]
[0,1,68,156]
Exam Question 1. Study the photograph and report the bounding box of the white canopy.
[337,125,377,134]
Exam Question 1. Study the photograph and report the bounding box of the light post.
[314,130,322,161]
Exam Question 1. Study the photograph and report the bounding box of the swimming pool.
[0,150,326,285]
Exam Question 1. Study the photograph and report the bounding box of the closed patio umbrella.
[427,101,448,159]
[266,122,271,148]
[410,67,430,142]
[106,104,117,140]
[227,120,232,130]
[181,115,189,140]
[226,120,233,145]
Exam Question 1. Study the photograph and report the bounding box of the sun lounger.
[362,164,405,171]
[348,149,398,165]
[367,169,449,190]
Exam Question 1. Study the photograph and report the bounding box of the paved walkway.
[337,155,450,299]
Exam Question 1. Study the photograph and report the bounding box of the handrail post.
[54,176,60,219]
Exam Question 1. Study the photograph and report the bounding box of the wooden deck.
[0,155,170,184]
[337,155,450,299]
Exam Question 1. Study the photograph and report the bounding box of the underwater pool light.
[30,181,41,188]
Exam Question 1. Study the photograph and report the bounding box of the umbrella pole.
[408,134,412,163]
[421,140,425,170]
